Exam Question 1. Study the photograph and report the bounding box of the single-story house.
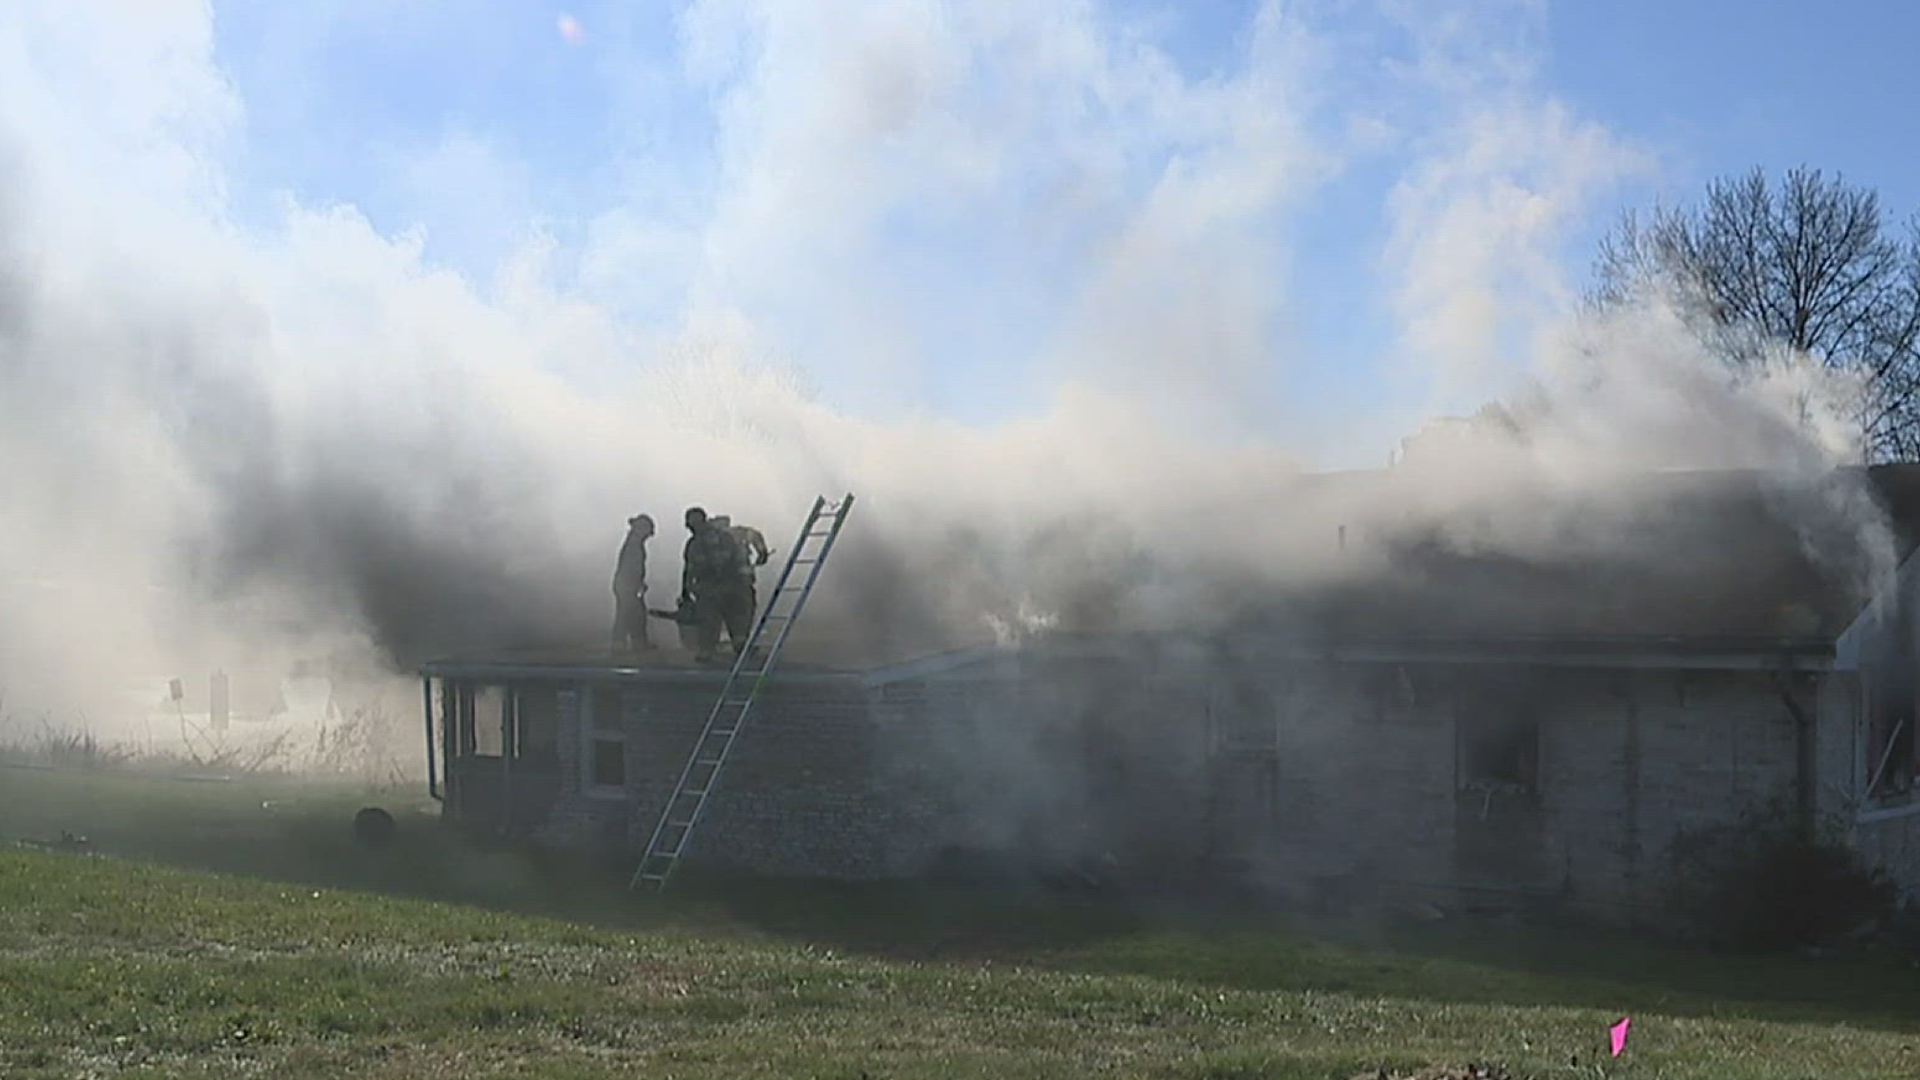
[418,465,1920,925]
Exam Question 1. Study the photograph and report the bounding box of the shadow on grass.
[8,764,1920,1038]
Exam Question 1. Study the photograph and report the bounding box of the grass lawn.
[2,766,1918,1078]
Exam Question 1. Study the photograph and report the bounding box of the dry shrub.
[1667,798,1896,952]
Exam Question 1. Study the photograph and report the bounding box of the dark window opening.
[590,738,626,788]
[454,686,474,757]
[514,688,559,763]
[1458,711,1539,793]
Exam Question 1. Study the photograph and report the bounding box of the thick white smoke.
[0,0,1887,755]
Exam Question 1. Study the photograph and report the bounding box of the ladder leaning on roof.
[628,493,856,892]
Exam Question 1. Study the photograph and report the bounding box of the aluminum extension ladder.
[628,493,856,891]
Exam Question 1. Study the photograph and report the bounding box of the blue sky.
[195,0,1920,467]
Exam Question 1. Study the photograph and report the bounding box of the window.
[590,738,627,787]
[513,688,559,763]
[452,684,506,758]
[1457,711,1539,793]
[584,686,628,792]
[471,686,505,757]
[1867,680,1916,800]
[453,685,505,757]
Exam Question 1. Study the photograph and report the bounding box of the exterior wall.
[1231,668,1455,895]
[1853,808,1920,900]
[654,682,918,878]
[524,686,625,854]
[515,679,915,877]
[869,654,1216,879]
[1839,556,1920,899]
[433,656,1848,922]
[1818,669,1920,901]
[1567,670,1802,923]
[1206,665,1811,925]
[450,652,1228,883]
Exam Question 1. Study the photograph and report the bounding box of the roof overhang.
[1027,631,1840,673]
[419,629,1842,688]
[417,642,1013,688]
[1283,638,1837,672]
[417,659,859,687]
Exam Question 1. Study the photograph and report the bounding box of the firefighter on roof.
[679,506,754,664]
[611,513,654,652]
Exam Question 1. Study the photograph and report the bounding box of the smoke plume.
[0,0,1893,750]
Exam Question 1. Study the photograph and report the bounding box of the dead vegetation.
[1666,798,1899,952]
[0,690,412,789]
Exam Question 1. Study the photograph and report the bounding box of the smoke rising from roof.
[0,1,1895,737]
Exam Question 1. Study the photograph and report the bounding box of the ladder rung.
[668,819,694,829]
[694,757,723,767]
[683,788,708,798]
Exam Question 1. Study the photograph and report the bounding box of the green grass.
[2,767,1919,1078]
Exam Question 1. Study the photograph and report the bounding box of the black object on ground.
[352,807,397,847]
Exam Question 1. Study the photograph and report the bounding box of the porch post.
[423,676,439,801]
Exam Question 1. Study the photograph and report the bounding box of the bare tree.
[1592,167,1920,461]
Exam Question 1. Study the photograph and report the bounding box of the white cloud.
[1375,4,1652,410]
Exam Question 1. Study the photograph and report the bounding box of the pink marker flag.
[1609,1016,1631,1057]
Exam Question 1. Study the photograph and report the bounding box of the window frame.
[581,684,630,798]
[1865,678,1917,803]
[468,685,506,759]
[1455,707,1541,800]
[510,685,561,764]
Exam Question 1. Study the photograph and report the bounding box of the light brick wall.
[1549,671,1803,923]
[1214,666,1811,925]
[521,679,942,878]
[454,658,1888,925]
[1248,670,1455,893]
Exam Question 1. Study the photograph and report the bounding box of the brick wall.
[513,659,1232,881]
[450,658,1867,921]
[1236,668,1455,894]
[1205,665,1813,925]
[516,679,944,878]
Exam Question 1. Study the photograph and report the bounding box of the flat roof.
[415,636,1016,686]
[420,625,1844,690]
[419,643,861,685]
